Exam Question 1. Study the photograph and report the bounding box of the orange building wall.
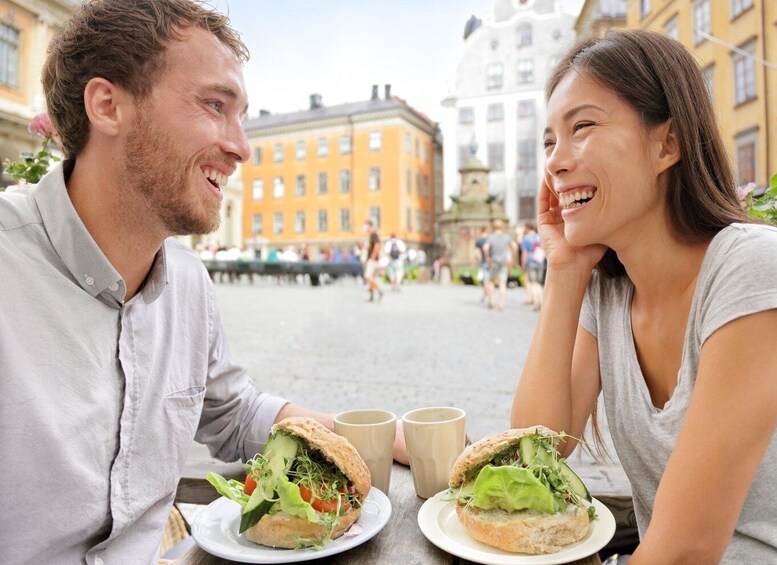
[242,118,435,250]
[0,3,34,107]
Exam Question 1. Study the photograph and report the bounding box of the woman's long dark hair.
[546,30,752,278]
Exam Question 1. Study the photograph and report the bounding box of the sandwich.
[206,417,371,549]
[446,425,594,554]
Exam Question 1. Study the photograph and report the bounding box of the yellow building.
[242,85,442,258]
[575,0,628,40]
[628,0,776,188]
[0,0,74,187]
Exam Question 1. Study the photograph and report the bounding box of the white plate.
[191,488,391,563]
[418,492,616,565]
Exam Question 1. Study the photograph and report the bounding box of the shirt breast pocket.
[161,385,206,489]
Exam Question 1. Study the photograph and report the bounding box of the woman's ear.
[654,118,681,175]
[83,77,129,138]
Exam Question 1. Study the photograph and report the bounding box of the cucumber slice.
[244,433,299,514]
[558,459,591,502]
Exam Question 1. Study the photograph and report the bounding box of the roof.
[243,96,436,134]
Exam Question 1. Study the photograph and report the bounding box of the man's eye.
[206,100,223,111]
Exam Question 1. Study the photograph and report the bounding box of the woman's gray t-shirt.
[580,223,777,563]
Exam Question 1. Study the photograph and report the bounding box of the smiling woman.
[512,29,777,564]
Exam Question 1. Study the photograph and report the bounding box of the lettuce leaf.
[471,465,558,513]
[276,476,319,522]
[206,472,250,508]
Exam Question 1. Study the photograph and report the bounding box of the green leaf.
[470,465,559,513]
[205,472,250,508]
[276,475,319,522]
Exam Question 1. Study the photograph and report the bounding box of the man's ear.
[654,118,681,175]
[83,77,130,137]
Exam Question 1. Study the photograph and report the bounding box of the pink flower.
[27,113,59,143]
[736,183,755,203]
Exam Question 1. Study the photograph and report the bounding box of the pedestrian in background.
[474,225,490,303]
[363,220,383,302]
[484,219,517,310]
[520,223,544,309]
[383,233,406,292]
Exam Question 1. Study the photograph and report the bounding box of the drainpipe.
[761,1,771,180]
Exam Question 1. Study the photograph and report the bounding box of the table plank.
[176,462,600,565]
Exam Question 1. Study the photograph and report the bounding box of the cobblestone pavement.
[214,276,630,496]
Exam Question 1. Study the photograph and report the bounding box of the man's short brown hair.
[43,0,249,158]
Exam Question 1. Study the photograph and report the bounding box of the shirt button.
[109,283,119,292]
[85,276,95,286]
[94,558,104,565]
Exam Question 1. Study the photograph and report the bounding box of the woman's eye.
[543,140,555,149]
[573,122,593,132]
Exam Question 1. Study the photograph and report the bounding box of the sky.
[213,0,583,124]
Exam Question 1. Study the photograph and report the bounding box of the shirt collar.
[33,159,169,305]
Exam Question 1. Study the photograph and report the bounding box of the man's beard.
[124,110,221,236]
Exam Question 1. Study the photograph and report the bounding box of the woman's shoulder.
[708,223,777,268]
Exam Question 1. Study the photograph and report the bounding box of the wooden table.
[174,458,602,565]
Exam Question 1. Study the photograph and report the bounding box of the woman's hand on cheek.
[537,179,607,273]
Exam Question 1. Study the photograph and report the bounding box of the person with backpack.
[483,219,517,310]
[383,233,407,291]
[520,223,545,310]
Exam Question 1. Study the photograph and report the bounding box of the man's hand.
[393,420,409,465]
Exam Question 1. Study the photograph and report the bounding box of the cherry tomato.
[299,484,347,514]
[244,473,257,496]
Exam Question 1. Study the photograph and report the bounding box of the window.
[369,167,381,191]
[518,100,535,118]
[516,59,534,84]
[733,40,756,105]
[488,143,504,171]
[339,208,351,231]
[486,62,504,89]
[295,140,307,160]
[253,146,262,165]
[272,212,283,234]
[317,209,328,232]
[0,23,19,88]
[273,176,285,198]
[423,211,431,234]
[731,0,753,19]
[458,145,471,169]
[487,103,504,122]
[663,15,679,40]
[423,143,429,162]
[406,169,412,194]
[339,135,352,155]
[640,0,651,19]
[369,206,381,229]
[416,172,421,195]
[405,132,412,154]
[295,174,306,197]
[252,213,263,235]
[515,23,532,47]
[519,190,536,220]
[295,211,306,233]
[273,143,284,162]
[735,129,758,186]
[702,64,714,102]
[518,140,536,171]
[339,170,351,193]
[406,207,412,231]
[415,137,420,158]
[317,137,328,157]
[251,179,264,200]
[415,209,422,232]
[693,0,711,45]
[423,175,430,197]
[369,131,382,151]
[458,107,474,125]
[317,172,328,195]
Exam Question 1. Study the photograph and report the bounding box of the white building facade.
[441,0,576,226]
